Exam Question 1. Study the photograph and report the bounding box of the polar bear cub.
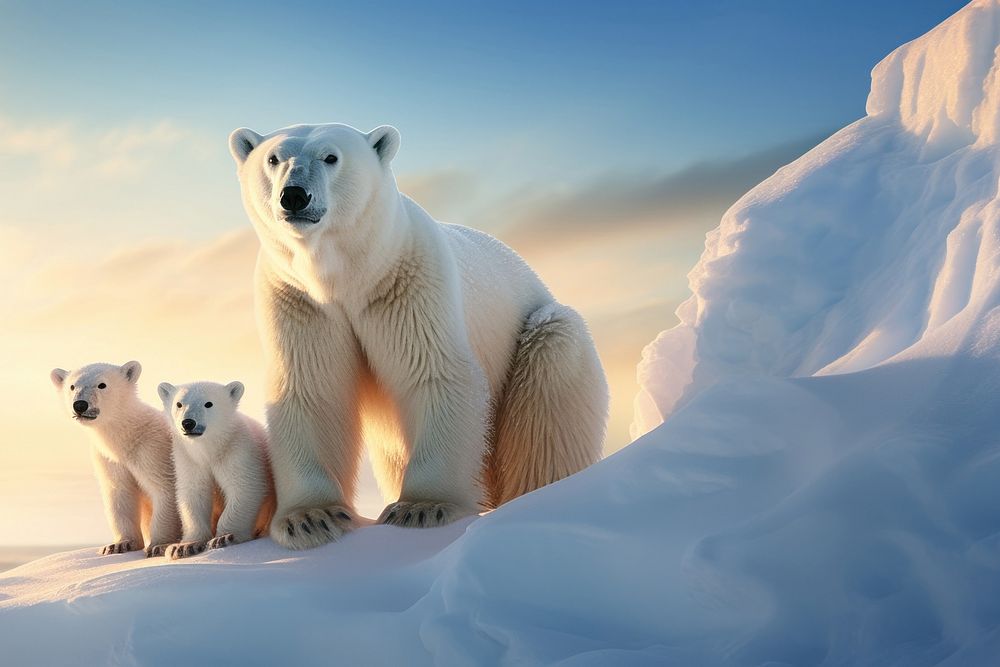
[158,380,275,559]
[50,361,181,557]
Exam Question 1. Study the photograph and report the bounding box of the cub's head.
[157,381,245,440]
[50,361,143,426]
[228,123,399,240]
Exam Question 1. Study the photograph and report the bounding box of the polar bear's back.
[440,222,553,394]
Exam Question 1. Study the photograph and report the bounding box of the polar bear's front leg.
[259,275,365,549]
[358,264,488,527]
[145,488,182,558]
[211,447,268,548]
[92,451,144,555]
[165,448,214,559]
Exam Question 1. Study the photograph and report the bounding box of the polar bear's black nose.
[73,400,89,414]
[280,186,311,213]
[181,419,197,432]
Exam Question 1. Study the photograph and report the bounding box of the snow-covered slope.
[634,0,1000,434]
[5,2,1000,666]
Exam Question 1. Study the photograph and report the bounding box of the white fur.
[50,361,181,556]
[230,122,609,549]
[157,381,275,560]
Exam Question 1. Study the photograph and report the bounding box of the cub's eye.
[205,402,213,408]
[324,154,338,164]
[70,385,75,391]
[268,155,279,166]
[98,383,107,389]
[176,402,182,409]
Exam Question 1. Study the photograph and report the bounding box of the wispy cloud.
[0,116,190,179]
[0,115,237,240]
[496,132,830,249]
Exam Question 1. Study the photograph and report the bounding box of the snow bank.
[4,2,1000,665]
[634,0,1000,436]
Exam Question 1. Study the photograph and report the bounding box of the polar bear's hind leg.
[486,303,608,507]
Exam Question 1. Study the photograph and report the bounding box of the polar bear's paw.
[378,500,468,528]
[271,506,356,550]
[165,540,209,560]
[98,539,140,556]
[143,543,171,558]
[207,533,237,550]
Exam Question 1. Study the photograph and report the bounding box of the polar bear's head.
[157,380,245,440]
[228,123,400,241]
[50,361,143,426]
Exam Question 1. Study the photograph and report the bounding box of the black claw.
[404,511,413,523]
[305,515,316,528]
[385,511,397,522]
[418,511,426,525]
[319,519,329,532]
[301,522,312,534]
[287,522,295,536]
[437,509,445,521]
[337,511,351,522]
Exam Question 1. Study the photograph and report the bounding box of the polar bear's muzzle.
[181,418,205,437]
[71,399,99,421]
[280,186,311,213]
[277,185,324,225]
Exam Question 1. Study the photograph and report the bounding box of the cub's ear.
[157,382,176,405]
[226,381,245,402]
[367,125,400,165]
[229,128,263,166]
[50,368,69,389]
[121,360,142,383]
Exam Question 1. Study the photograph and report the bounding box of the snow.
[5,2,1000,665]
[633,0,1000,434]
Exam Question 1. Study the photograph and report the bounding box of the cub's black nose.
[280,186,311,213]
[73,400,89,415]
[181,419,197,432]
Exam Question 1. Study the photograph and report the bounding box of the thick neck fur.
[255,174,411,305]
[174,414,246,467]
[87,397,164,463]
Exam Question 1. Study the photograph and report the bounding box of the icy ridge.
[634,0,1000,436]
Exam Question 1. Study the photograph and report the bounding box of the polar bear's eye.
[98,383,107,389]
[205,402,213,408]
[176,402,182,409]
[324,154,338,165]
[268,155,279,166]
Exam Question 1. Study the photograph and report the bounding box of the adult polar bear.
[229,122,608,549]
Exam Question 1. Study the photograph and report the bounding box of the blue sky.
[0,0,968,180]
[0,0,972,543]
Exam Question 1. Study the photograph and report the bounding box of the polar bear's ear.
[50,368,68,389]
[157,382,175,405]
[229,128,263,166]
[120,361,142,384]
[367,125,400,165]
[226,381,245,403]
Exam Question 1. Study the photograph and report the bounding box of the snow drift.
[4,2,1000,665]
[633,0,1000,433]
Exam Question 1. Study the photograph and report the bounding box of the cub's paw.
[165,540,209,560]
[270,506,355,550]
[144,543,171,558]
[378,501,469,528]
[98,539,140,556]
[207,533,237,550]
